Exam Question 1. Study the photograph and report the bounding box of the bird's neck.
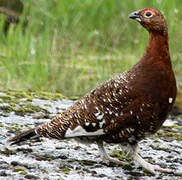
[143,31,171,65]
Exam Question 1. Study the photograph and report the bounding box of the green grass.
[0,0,181,96]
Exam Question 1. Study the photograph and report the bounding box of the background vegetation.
[0,0,181,96]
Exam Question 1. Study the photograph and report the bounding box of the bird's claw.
[145,164,173,175]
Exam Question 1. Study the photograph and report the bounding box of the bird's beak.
[128,10,141,22]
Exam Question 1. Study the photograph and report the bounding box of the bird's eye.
[144,11,153,18]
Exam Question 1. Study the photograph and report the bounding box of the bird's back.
[35,55,176,145]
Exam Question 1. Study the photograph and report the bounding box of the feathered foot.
[131,144,173,175]
[97,140,124,165]
[133,153,172,174]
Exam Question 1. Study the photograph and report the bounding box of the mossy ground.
[0,90,66,116]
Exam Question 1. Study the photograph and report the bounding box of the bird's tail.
[8,128,38,145]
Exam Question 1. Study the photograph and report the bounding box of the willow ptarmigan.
[9,8,177,175]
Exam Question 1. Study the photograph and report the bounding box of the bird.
[8,8,177,175]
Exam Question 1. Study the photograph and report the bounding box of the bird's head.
[129,8,168,35]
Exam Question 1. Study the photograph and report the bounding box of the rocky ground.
[0,90,182,180]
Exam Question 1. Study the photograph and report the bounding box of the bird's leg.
[130,144,172,175]
[97,140,123,165]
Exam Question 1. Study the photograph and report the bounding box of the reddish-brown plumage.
[8,8,177,174]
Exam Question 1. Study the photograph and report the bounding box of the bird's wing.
[35,72,154,139]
